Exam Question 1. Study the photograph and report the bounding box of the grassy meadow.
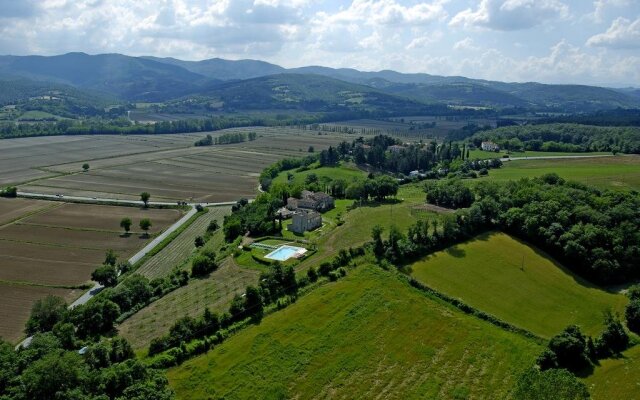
[271,162,367,186]
[167,264,541,399]
[409,232,628,338]
[484,155,640,191]
[585,345,640,400]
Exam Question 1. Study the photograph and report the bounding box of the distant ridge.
[0,52,638,111]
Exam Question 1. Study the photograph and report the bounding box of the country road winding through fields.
[15,192,244,349]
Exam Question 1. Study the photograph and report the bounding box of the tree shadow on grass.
[445,246,466,258]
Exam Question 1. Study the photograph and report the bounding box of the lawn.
[167,264,541,399]
[483,155,640,191]
[409,232,628,338]
[585,345,640,400]
[271,162,367,186]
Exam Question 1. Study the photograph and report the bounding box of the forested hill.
[200,73,431,114]
[0,52,638,112]
[470,124,640,153]
[0,53,216,101]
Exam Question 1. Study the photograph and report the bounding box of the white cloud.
[314,0,448,26]
[405,31,443,49]
[453,37,479,51]
[588,0,630,23]
[450,0,569,31]
[587,17,640,49]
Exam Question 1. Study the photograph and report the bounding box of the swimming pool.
[265,245,307,261]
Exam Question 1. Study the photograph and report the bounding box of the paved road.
[506,154,614,161]
[14,192,241,349]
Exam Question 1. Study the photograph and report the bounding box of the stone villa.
[287,210,322,234]
[287,190,334,212]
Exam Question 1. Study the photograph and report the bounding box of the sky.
[0,0,639,86]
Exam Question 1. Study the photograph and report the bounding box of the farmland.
[484,155,640,191]
[167,264,541,399]
[2,127,358,202]
[136,206,231,280]
[119,259,258,351]
[0,283,82,344]
[0,198,183,343]
[409,232,627,338]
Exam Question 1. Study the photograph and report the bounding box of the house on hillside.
[288,210,322,234]
[387,144,405,153]
[481,141,500,152]
[287,190,334,212]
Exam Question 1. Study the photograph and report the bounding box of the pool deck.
[264,245,308,261]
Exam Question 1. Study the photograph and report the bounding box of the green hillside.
[204,73,431,113]
[410,232,627,338]
[167,265,541,399]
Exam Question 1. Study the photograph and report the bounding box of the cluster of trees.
[0,186,17,198]
[537,314,630,377]
[191,249,218,277]
[259,154,318,191]
[625,285,640,334]
[194,132,257,146]
[86,250,190,331]
[118,216,151,236]
[472,174,640,284]
[314,135,502,179]
[425,179,474,209]
[223,195,281,241]
[471,123,640,153]
[371,207,486,265]
[0,333,172,400]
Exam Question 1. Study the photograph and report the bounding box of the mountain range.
[0,52,638,113]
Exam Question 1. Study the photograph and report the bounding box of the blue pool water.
[265,245,305,261]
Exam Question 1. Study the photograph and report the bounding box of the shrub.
[191,253,217,277]
[625,299,640,334]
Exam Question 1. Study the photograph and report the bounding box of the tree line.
[470,123,640,153]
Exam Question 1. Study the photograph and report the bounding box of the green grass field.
[167,264,541,399]
[410,232,627,338]
[585,345,640,400]
[484,155,640,191]
[468,149,611,160]
[272,162,367,186]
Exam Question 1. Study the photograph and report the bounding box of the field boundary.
[402,272,545,344]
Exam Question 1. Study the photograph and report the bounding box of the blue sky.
[0,0,638,86]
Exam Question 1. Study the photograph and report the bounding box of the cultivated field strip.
[136,206,232,280]
[119,259,258,350]
[0,283,82,343]
[0,198,56,226]
[18,203,182,234]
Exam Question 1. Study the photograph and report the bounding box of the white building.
[481,141,500,152]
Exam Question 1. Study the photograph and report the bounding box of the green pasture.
[272,163,366,185]
[585,345,640,400]
[167,265,541,399]
[483,155,640,191]
[409,232,627,338]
